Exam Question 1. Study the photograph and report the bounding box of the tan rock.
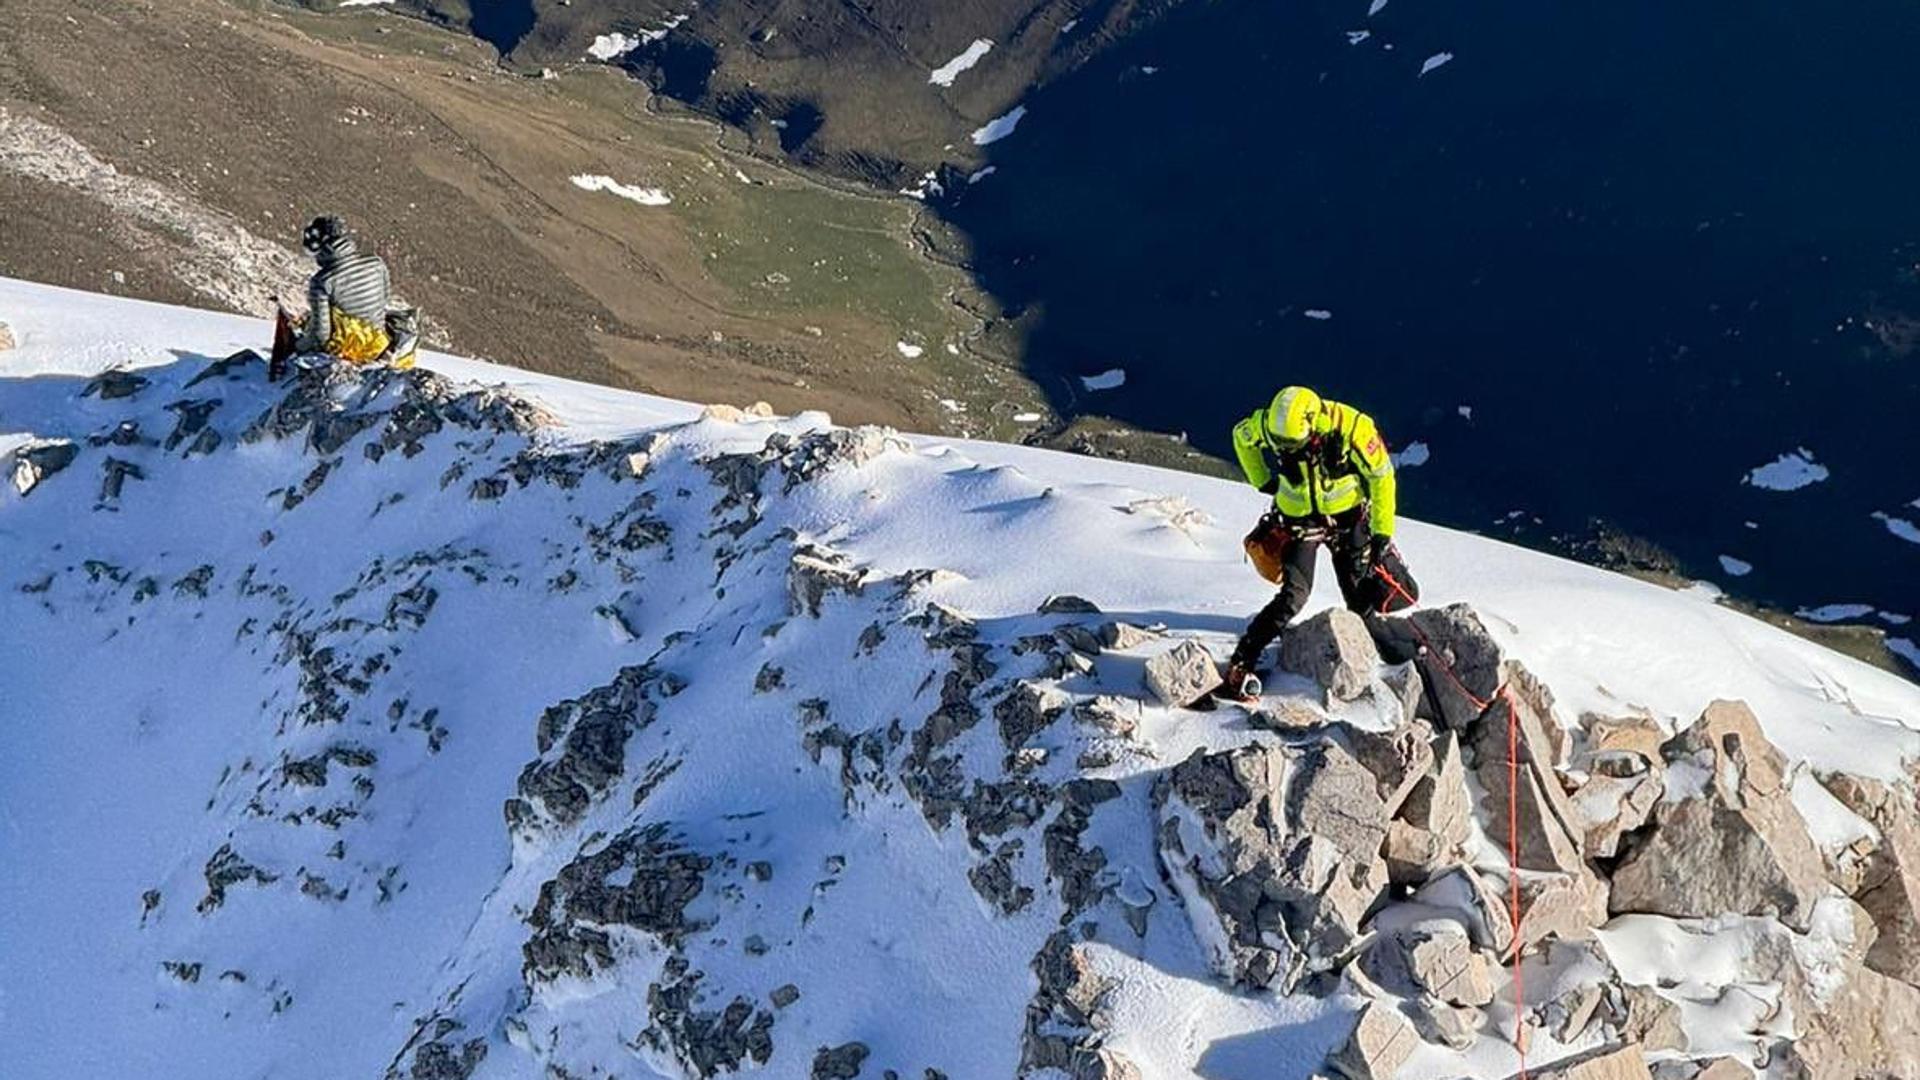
[1471,675,1588,875]
[1611,701,1829,931]
[1574,771,1662,859]
[1384,819,1451,885]
[1326,1001,1419,1080]
[1821,773,1920,985]
[1407,996,1482,1049]
[1281,608,1384,703]
[1362,923,1495,1007]
[1401,731,1473,850]
[1518,1044,1654,1080]
[1613,986,1687,1054]
[1143,640,1220,708]
[1785,961,1920,1078]
[1572,714,1666,859]
[1514,870,1610,956]
[0,320,14,351]
[1685,1059,1755,1080]
[1415,865,1515,958]
[1345,715,1436,816]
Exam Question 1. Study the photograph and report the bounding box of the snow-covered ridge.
[4,278,1920,1079]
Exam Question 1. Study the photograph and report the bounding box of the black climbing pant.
[1230,509,1372,668]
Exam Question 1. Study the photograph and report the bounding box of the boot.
[1218,662,1262,703]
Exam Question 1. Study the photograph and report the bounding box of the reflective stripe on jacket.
[1232,398,1398,537]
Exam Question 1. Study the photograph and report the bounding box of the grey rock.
[642,959,776,1076]
[510,665,675,831]
[163,398,221,452]
[11,440,77,495]
[184,349,262,387]
[812,1042,869,1079]
[1342,715,1435,816]
[468,477,508,501]
[83,369,148,400]
[789,544,867,617]
[1039,594,1101,615]
[403,1037,488,1080]
[1407,996,1483,1050]
[1099,621,1160,650]
[1401,731,1473,852]
[98,456,145,502]
[995,682,1065,750]
[197,844,278,913]
[1280,608,1384,702]
[771,983,801,1008]
[1142,640,1219,708]
[1156,741,1389,989]
[524,824,711,981]
[1414,865,1515,957]
[1362,923,1494,1007]
[1369,603,1505,730]
[1074,695,1139,740]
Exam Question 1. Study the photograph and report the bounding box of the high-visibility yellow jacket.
[1232,398,1397,537]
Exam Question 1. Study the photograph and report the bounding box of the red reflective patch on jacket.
[1363,434,1383,458]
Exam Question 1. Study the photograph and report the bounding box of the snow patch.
[930,39,994,86]
[1717,555,1753,578]
[1392,441,1429,468]
[1745,448,1828,491]
[586,16,686,61]
[896,341,925,359]
[1081,368,1127,391]
[971,105,1028,146]
[1420,52,1455,77]
[1303,308,1333,320]
[1796,603,1875,624]
[1368,0,1389,15]
[1012,412,1042,423]
[1872,511,1920,545]
[570,174,671,206]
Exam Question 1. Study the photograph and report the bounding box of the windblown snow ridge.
[5,318,1920,1079]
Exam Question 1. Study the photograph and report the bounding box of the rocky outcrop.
[1142,640,1218,708]
[642,958,777,1076]
[507,664,681,832]
[788,544,868,617]
[10,439,76,495]
[1370,603,1506,729]
[1468,674,1589,877]
[1570,714,1666,859]
[1821,772,1920,985]
[1361,923,1495,1008]
[83,368,148,400]
[1611,701,1830,931]
[1280,608,1383,702]
[1156,740,1389,989]
[522,823,711,983]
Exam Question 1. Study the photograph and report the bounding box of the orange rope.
[1398,614,1528,1077]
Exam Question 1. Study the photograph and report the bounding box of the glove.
[1368,534,1392,566]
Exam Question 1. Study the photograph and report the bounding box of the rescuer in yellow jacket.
[1224,385,1403,693]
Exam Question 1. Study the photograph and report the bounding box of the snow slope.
[2,277,1918,1079]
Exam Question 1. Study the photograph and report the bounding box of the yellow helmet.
[1265,386,1323,448]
